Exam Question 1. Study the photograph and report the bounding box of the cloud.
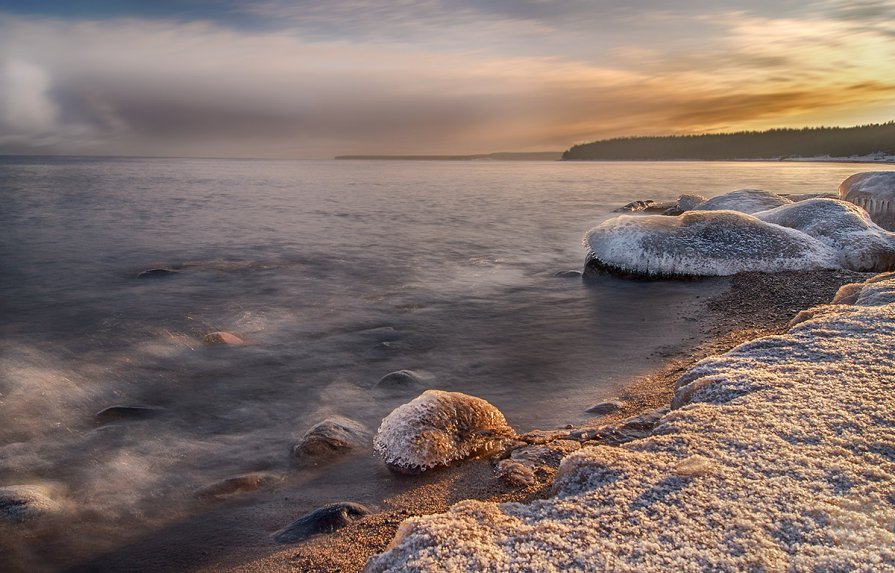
[0,6,892,157]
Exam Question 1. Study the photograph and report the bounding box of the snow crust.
[753,198,895,272]
[839,172,895,230]
[691,188,792,214]
[585,210,837,277]
[365,275,895,572]
[373,390,515,472]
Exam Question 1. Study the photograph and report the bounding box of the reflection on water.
[1,157,890,570]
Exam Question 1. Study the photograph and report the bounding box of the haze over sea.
[3,156,894,569]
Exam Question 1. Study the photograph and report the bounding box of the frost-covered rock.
[292,416,370,461]
[585,211,836,277]
[838,171,895,230]
[365,274,895,573]
[373,390,515,473]
[692,188,792,214]
[754,198,895,272]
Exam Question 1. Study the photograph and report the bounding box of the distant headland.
[334,152,562,161]
[562,121,895,161]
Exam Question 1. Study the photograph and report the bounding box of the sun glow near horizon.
[0,0,893,158]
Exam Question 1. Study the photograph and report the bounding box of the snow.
[691,189,791,214]
[365,274,895,572]
[373,390,516,473]
[839,172,895,231]
[585,210,837,277]
[753,198,895,272]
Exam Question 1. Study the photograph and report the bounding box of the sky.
[1,1,894,158]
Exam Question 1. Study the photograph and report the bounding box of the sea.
[2,157,891,570]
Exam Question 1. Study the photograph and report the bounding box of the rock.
[195,473,279,499]
[203,331,245,346]
[838,172,895,230]
[292,416,370,461]
[273,502,371,543]
[495,459,536,487]
[614,200,656,213]
[588,408,669,445]
[135,268,179,278]
[94,405,165,426]
[517,429,574,445]
[373,390,516,473]
[510,440,581,469]
[585,210,837,278]
[372,370,435,392]
[585,400,624,416]
[832,283,864,305]
[662,194,707,216]
[692,189,792,214]
[0,485,59,523]
[552,270,583,278]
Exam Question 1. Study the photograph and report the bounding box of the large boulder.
[754,198,895,272]
[585,210,837,277]
[838,172,895,230]
[691,189,791,214]
[373,390,515,473]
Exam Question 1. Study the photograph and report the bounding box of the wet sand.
[182,269,866,573]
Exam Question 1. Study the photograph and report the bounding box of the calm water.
[1,157,891,569]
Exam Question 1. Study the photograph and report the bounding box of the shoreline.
[207,269,868,573]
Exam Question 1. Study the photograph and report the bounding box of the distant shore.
[334,154,894,164]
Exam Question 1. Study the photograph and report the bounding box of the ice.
[691,188,792,214]
[839,172,895,230]
[585,210,837,277]
[365,273,895,572]
[754,198,895,272]
[373,390,515,473]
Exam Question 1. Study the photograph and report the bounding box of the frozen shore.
[365,272,895,572]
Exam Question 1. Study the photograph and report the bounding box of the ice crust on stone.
[365,274,895,573]
[839,172,895,230]
[373,390,515,473]
[691,188,792,214]
[753,198,895,272]
[585,210,837,277]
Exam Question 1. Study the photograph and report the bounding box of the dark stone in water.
[372,369,434,391]
[194,473,279,499]
[94,405,165,426]
[292,416,370,461]
[553,270,583,279]
[585,400,625,416]
[273,502,371,543]
[135,268,179,278]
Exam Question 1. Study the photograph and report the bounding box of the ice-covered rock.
[373,390,515,473]
[692,188,792,214]
[838,172,895,230]
[365,274,895,573]
[585,210,837,277]
[754,198,895,272]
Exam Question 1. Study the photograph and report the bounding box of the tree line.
[562,122,895,161]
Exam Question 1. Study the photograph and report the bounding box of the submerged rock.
[273,502,371,543]
[372,370,435,392]
[839,171,895,230]
[373,390,515,473]
[94,404,165,426]
[691,188,792,214]
[202,331,245,346]
[585,210,836,278]
[0,485,59,523]
[195,473,278,499]
[292,416,370,461]
[135,268,179,278]
[553,269,583,279]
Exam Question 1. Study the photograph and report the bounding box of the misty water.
[1,157,888,570]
